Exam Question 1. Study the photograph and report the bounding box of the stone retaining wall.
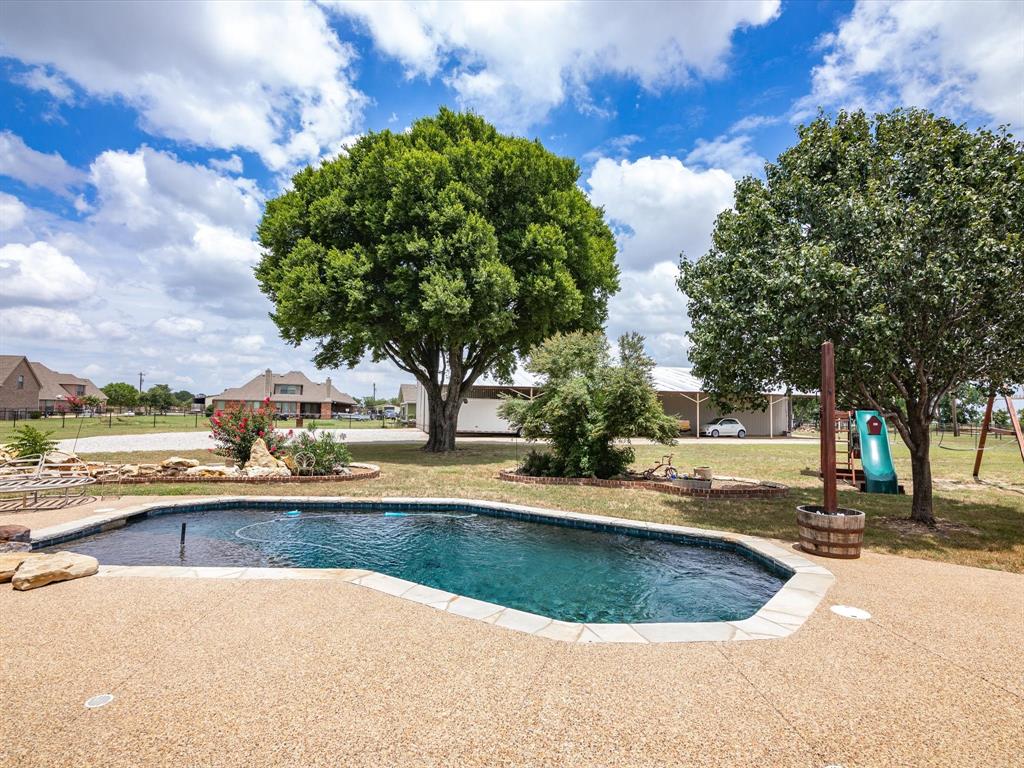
[96,463,380,485]
[498,470,788,499]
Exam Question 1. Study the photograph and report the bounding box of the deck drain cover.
[831,605,871,620]
[84,694,113,709]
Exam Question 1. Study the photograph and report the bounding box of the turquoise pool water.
[45,501,787,623]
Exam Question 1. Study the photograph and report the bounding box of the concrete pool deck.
[2,497,1022,767]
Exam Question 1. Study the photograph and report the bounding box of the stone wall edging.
[94,463,380,485]
[497,469,788,499]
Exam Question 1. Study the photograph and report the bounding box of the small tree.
[102,382,140,410]
[144,384,175,414]
[4,425,58,457]
[256,108,619,453]
[679,109,1023,525]
[500,332,677,478]
[210,398,286,465]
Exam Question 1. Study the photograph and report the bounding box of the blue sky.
[1,0,1022,399]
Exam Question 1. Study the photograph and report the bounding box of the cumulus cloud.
[0,131,87,196]
[0,241,96,307]
[0,1,365,170]
[586,155,735,269]
[799,0,1024,130]
[0,306,94,340]
[330,0,780,130]
[153,316,205,338]
[209,155,244,175]
[685,134,765,178]
[10,66,74,102]
[234,334,264,353]
[0,192,28,230]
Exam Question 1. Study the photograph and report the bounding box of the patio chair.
[0,453,96,509]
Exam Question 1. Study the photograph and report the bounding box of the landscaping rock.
[1,552,43,582]
[245,438,289,471]
[244,466,291,478]
[138,464,161,475]
[43,450,79,464]
[120,464,140,477]
[0,541,32,554]
[11,551,99,590]
[184,464,240,477]
[161,456,200,469]
[0,524,31,542]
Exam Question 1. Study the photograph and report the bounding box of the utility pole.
[138,371,145,393]
[372,382,376,408]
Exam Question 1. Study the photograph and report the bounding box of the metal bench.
[0,454,97,509]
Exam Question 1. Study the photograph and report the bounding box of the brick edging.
[94,464,380,486]
[497,469,788,499]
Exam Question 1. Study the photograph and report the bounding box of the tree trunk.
[423,384,463,452]
[906,416,935,525]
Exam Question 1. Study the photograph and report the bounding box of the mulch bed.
[498,469,788,499]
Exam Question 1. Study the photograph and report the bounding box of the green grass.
[78,435,1024,574]
[0,414,407,442]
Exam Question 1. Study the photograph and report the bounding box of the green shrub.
[518,449,565,478]
[286,430,351,475]
[29,411,42,420]
[5,425,58,457]
[210,398,286,465]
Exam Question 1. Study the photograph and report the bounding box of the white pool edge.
[31,495,835,644]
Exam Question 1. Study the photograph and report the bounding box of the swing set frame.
[972,393,1024,480]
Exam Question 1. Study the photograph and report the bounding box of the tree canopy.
[256,108,619,450]
[101,382,139,409]
[679,109,1023,524]
[499,331,677,478]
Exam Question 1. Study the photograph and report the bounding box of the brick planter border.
[498,469,788,499]
[94,463,380,486]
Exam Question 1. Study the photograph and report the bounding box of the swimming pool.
[41,499,789,624]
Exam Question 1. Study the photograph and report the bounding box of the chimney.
[264,368,272,395]
[325,376,332,400]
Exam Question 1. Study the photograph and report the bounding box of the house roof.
[397,383,418,404]
[210,370,356,405]
[474,366,792,396]
[0,355,30,385]
[27,361,108,401]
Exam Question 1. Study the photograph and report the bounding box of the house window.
[274,384,302,395]
[276,401,297,415]
[16,375,24,390]
[75,385,85,396]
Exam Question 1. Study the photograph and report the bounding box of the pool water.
[47,503,787,623]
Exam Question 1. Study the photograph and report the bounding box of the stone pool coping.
[29,496,834,644]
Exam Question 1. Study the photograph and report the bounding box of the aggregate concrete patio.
[1,497,1022,767]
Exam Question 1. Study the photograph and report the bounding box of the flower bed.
[498,469,788,499]
[96,463,380,485]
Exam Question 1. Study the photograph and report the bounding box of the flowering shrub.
[210,397,286,465]
[285,430,351,475]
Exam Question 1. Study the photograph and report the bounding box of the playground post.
[820,341,838,513]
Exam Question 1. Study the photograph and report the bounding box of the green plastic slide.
[854,410,899,494]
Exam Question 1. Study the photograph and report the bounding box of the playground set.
[833,409,903,494]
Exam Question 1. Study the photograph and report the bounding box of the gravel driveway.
[59,428,429,454]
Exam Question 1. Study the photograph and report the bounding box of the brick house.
[206,369,356,420]
[0,355,108,415]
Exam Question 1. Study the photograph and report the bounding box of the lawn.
[0,413,406,442]
[77,434,1024,574]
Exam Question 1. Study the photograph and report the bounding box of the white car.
[701,417,747,438]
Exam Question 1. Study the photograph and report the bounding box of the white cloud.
[801,0,1024,130]
[11,66,74,102]
[234,334,264,353]
[0,131,87,196]
[685,134,765,178]
[728,114,782,133]
[153,316,205,338]
[586,155,735,269]
[0,1,366,170]
[0,306,94,340]
[0,192,28,230]
[330,0,781,131]
[95,320,132,340]
[208,155,244,175]
[0,241,96,307]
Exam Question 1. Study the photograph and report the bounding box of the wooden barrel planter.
[796,505,865,559]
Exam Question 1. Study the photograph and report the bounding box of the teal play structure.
[836,410,902,494]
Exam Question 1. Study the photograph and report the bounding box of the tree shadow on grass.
[349,441,520,467]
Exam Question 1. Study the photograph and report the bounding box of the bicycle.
[642,454,678,480]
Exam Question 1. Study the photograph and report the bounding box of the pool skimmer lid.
[84,694,114,709]
[831,604,871,620]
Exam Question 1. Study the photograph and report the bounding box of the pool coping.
[29,496,835,644]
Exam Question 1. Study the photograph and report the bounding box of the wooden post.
[951,396,960,437]
[1005,394,1024,467]
[820,342,838,513]
[973,394,994,479]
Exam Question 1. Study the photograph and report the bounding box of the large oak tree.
[256,109,619,451]
[679,109,1023,524]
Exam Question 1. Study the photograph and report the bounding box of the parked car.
[701,417,747,438]
[673,415,692,434]
[382,407,399,419]
[122,411,136,417]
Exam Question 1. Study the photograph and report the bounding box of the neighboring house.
[414,367,794,437]
[0,355,108,415]
[397,383,417,420]
[206,369,356,419]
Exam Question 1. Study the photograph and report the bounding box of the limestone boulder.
[244,465,291,478]
[245,438,289,471]
[0,541,32,554]
[0,446,14,463]
[138,464,161,475]
[1,552,44,583]
[161,456,200,469]
[119,464,140,477]
[44,450,79,465]
[11,551,99,590]
[184,464,240,477]
[0,524,31,542]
